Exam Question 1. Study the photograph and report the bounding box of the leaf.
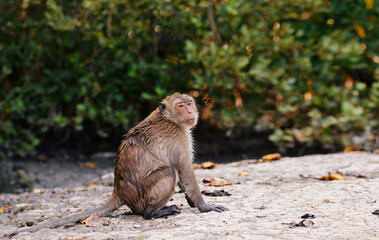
[201,190,232,196]
[233,160,258,167]
[202,178,232,187]
[88,183,97,188]
[50,192,66,199]
[238,170,248,176]
[37,154,47,162]
[261,153,281,162]
[80,215,110,227]
[354,25,365,38]
[202,93,211,106]
[85,162,96,168]
[343,146,362,153]
[319,173,348,181]
[193,161,217,169]
[301,213,316,219]
[0,207,6,214]
[286,220,314,228]
[318,171,367,181]
[365,0,374,10]
[0,205,10,214]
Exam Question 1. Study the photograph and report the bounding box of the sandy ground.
[1,152,379,240]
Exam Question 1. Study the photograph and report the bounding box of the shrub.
[1,0,378,157]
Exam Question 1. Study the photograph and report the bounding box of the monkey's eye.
[178,103,185,108]
[187,102,192,106]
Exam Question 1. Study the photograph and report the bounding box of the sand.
[1,152,378,240]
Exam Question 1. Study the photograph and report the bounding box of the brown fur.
[7,93,227,237]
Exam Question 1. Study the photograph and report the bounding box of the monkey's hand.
[198,203,229,213]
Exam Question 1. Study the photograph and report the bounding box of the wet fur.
[7,93,227,237]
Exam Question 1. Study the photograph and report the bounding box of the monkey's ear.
[159,102,166,114]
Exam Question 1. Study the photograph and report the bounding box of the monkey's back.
[112,109,187,214]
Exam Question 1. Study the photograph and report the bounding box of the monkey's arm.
[177,162,228,213]
[178,182,196,208]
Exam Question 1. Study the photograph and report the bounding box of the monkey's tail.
[7,194,123,237]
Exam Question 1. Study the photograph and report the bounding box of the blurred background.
[0,0,378,166]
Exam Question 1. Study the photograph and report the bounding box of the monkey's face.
[159,93,198,128]
[174,99,198,127]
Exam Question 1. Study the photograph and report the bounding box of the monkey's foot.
[151,205,181,219]
[198,204,229,213]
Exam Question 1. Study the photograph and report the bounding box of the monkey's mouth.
[186,118,196,122]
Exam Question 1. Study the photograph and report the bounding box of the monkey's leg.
[178,162,229,213]
[178,182,196,208]
[142,167,180,219]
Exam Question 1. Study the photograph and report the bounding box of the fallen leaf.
[203,178,232,187]
[88,183,97,188]
[301,213,316,219]
[193,161,217,169]
[0,207,6,214]
[343,145,361,153]
[50,192,66,199]
[37,155,47,162]
[319,173,347,181]
[80,215,110,227]
[318,172,361,181]
[297,220,314,228]
[329,173,348,180]
[238,170,248,176]
[284,219,314,228]
[122,210,134,215]
[201,190,232,196]
[233,160,259,167]
[85,162,96,168]
[261,153,281,162]
[372,210,379,216]
[0,205,11,214]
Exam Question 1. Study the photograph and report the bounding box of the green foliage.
[0,0,378,157]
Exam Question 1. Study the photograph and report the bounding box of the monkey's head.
[159,93,198,128]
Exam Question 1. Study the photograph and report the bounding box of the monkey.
[7,92,228,237]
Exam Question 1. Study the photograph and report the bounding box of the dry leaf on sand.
[203,178,232,187]
[343,146,362,153]
[80,215,110,227]
[261,153,281,162]
[193,161,217,169]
